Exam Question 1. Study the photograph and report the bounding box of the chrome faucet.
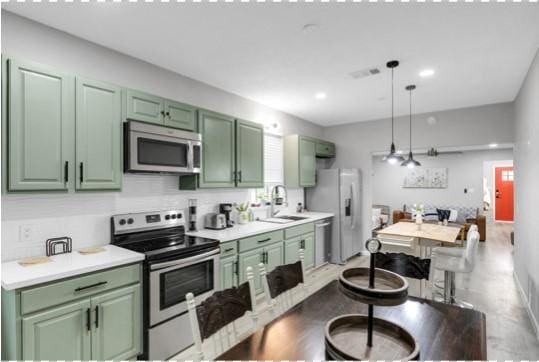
[270,185,288,217]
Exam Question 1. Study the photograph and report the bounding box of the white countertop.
[185,212,334,242]
[1,245,145,290]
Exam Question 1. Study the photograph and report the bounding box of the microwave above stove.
[124,120,201,174]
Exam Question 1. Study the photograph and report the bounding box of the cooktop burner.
[110,210,219,260]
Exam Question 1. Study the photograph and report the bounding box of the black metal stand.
[367,252,376,347]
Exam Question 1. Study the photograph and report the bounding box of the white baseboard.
[513,271,539,340]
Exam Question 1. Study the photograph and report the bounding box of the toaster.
[204,213,227,230]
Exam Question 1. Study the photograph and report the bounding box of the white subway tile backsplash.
[1,174,303,262]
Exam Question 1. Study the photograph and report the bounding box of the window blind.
[264,133,283,185]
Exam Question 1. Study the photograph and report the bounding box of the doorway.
[494,166,514,222]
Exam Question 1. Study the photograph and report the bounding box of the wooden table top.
[217,280,487,360]
[376,221,461,244]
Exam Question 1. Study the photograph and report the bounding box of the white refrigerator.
[306,168,362,264]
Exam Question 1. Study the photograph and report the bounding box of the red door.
[495,166,514,221]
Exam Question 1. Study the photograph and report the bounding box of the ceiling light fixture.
[382,60,404,165]
[315,92,327,100]
[489,143,498,148]
[419,69,435,77]
[401,85,421,169]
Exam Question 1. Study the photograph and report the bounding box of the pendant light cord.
[391,67,395,143]
[409,87,412,151]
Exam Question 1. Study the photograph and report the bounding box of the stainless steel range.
[111,210,220,360]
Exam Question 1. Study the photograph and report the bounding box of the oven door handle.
[149,248,219,271]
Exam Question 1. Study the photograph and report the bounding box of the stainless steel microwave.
[124,121,201,174]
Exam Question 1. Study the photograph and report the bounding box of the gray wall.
[323,102,515,243]
[514,48,539,327]
[373,148,513,219]
[0,12,321,261]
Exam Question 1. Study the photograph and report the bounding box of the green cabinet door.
[265,242,284,274]
[236,119,264,188]
[76,77,122,190]
[125,89,164,125]
[299,137,316,187]
[8,59,74,191]
[284,236,301,265]
[198,110,236,188]
[238,248,263,293]
[220,255,238,290]
[302,233,315,270]
[22,299,91,360]
[164,100,197,131]
[91,284,141,360]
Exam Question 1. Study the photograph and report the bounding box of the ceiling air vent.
[349,66,381,80]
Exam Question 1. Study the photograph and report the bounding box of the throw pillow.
[449,209,458,222]
[437,208,451,222]
[423,207,438,221]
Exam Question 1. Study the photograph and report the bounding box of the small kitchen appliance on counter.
[219,203,234,228]
[204,213,227,230]
[111,209,220,360]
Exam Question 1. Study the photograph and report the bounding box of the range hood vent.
[349,66,381,79]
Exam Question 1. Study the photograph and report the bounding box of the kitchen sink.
[259,215,310,224]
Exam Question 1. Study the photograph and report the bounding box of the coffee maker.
[219,203,234,228]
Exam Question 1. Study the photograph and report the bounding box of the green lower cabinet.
[91,285,141,360]
[284,232,315,270]
[265,242,284,273]
[22,299,91,360]
[238,248,264,293]
[7,58,74,191]
[220,255,238,290]
[76,77,122,190]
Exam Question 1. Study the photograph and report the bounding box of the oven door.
[149,248,219,326]
[128,130,196,174]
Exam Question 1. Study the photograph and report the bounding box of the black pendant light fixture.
[401,84,421,168]
[382,60,404,165]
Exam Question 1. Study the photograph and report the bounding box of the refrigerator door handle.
[344,198,351,217]
[350,184,357,230]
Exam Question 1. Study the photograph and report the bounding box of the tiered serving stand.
[325,238,420,361]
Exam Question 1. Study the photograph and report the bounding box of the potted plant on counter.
[234,202,250,224]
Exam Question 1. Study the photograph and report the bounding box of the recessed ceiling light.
[396,150,403,155]
[489,143,498,148]
[315,92,327,100]
[419,69,435,77]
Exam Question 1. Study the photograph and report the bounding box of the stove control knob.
[171,214,177,219]
[127,218,134,225]
[177,213,182,219]
[165,215,170,220]
[119,219,126,226]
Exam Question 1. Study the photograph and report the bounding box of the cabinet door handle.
[64,161,68,183]
[238,171,242,183]
[264,251,268,264]
[224,247,234,252]
[300,240,305,249]
[234,261,239,275]
[232,171,237,182]
[160,110,165,118]
[166,111,170,118]
[257,238,271,244]
[95,306,99,328]
[74,281,107,292]
[86,308,91,331]
[79,162,84,183]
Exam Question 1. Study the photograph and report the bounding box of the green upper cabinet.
[90,285,141,360]
[315,140,336,158]
[236,119,264,188]
[125,90,197,132]
[284,135,316,188]
[7,59,74,191]
[125,89,164,125]
[164,100,197,132]
[197,110,236,188]
[22,299,91,360]
[75,77,122,190]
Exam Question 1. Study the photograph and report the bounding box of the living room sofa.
[392,205,487,241]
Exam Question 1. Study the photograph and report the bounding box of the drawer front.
[239,230,284,252]
[220,241,238,257]
[316,141,336,157]
[21,263,141,315]
[285,223,315,239]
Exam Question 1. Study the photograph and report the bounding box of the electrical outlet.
[19,224,35,243]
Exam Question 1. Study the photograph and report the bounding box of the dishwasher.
[314,218,332,268]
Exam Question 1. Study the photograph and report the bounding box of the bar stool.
[430,226,480,308]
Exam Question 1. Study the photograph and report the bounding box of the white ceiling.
[3,3,539,126]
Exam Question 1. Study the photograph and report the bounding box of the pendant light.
[382,60,404,165]
[401,84,421,168]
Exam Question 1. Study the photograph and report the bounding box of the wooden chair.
[260,248,308,317]
[186,266,258,360]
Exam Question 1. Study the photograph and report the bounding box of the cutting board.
[18,256,51,266]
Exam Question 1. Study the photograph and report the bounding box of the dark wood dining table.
[217,280,487,360]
